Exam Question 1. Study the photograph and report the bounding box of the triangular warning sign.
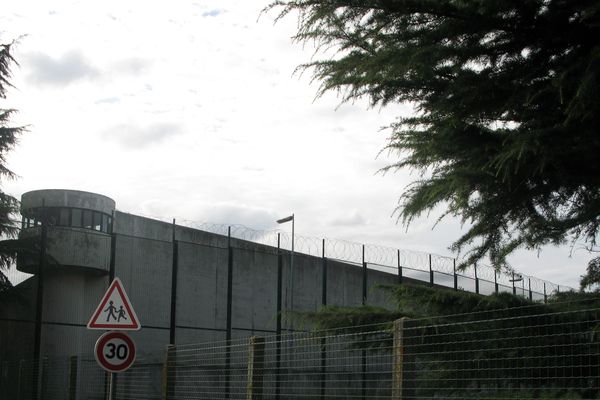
[87,277,140,330]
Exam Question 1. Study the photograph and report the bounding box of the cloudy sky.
[1,0,591,288]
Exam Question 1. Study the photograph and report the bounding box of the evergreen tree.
[580,255,600,291]
[269,0,600,268]
[0,40,25,291]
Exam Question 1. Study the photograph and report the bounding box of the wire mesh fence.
[400,299,600,399]
[163,298,600,400]
[165,328,394,400]
[3,297,600,399]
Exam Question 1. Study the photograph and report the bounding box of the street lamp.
[277,214,294,326]
[510,272,523,296]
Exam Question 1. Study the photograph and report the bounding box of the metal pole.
[512,272,516,295]
[40,357,48,400]
[276,234,282,331]
[17,360,24,400]
[275,234,282,400]
[320,238,327,400]
[107,373,113,400]
[362,245,367,305]
[33,201,47,400]
[494,270,498,293]
[109,210,116,281]
[397,249,402,284]
[428,254,433,286]
[361,246,367,400]
[453,259,458,291]
[321,239,327,306]
[169,219,178,345]
[290,214,294,319]
[106,215,117,400]
[225,226,233,400]
[474,263,479,294]
[543,282,547,303]
[68,356,78,400]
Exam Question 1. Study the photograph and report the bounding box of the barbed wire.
[170,218,573,295]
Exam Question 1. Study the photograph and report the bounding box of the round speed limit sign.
[94,331,136,372]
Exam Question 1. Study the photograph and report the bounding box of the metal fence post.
[33,202,47,400]
[322,239,327,307]
[0,361,3,398]
[247,336,265,400]
[169,219,178,344]
[543,282,548,303]
[68,356,78,400]
[225,226,233,399]
[397,249,403,284]
[362,245,367,305]
[17,360,24,400]
[39,357,48,400]
[429,254,434,286]
[512,272,517,295]
[453,259,458,291]
[0,361,7,400]
[162,344,175,400]
[275,234,282,400]
[361,245,367,400]
[320,239,327,400]
[109,213,116,281]
[103,222,117,400]
[474,263,479,295]
[528,278,533,301]
[392,317,414,400]
[494,270,499,293]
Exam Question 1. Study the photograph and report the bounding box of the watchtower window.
[72,209,82,227]
[82,210,93,230]
[21,206,113,234]
[93,211,102,231]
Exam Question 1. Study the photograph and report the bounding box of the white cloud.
[111,58,152,76]
[330,210,367,227]
[24,50,98,86]
[102,122,184,148]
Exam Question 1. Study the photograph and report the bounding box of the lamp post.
[277,214,294,329]
[510,272,523,296]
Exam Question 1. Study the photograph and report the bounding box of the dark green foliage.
[383,284,533,317]
[0,40,25,290]
[580,256,600,291]
[269,0,600,268]
[299,284,600,399]
[293,304,402,333]
[300,284,537,330]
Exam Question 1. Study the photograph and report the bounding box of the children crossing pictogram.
[87,278,140,330]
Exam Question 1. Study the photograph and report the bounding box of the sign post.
[88,278,141,400]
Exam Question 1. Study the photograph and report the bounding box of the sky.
[1,0,592,289]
